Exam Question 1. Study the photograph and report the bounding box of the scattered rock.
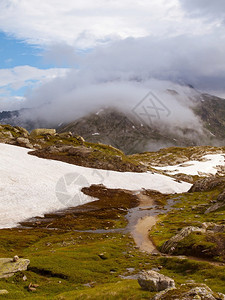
[138,270,175,292]
[28,282,39,292]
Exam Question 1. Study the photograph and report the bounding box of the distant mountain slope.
[1,87,224,154]
[58,101,225,154]
[194,93,225,140]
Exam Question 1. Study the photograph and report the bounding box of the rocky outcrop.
[138,270,175,292]
[189,176,225,193]
[29,145,146,173]
[0,257,30,278]
[160,223,225,259]
[161,226,205,254]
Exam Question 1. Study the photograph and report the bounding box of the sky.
[0,0,225,112]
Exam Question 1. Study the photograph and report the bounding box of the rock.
[68,146,93,157]
[0,258,30,278]
[218,189,225,202]
[189,177,225,193]
[153,287,176,300]
[76,135,85,144]
[98,253,108,260]
[33,144,42,150]
[12,255,19,262]
[3,131,13,138]
[138,270,175,292]
[16,137,33,149]
[205,189,225,214]
[202,222,225,233]
[174,173,194,183]
[23,275,27,281]
[0,290,9,294]
[215,165,225,176]
[183,285,223,300]
[15,126,29,137]
[161,226,205,254]
[151,283,225,300]
[28,282,39,292]
[57,132,73,138]
[30,128,56,137]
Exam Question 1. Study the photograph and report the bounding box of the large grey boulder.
[0,257,30,278]
[138,270,175,292]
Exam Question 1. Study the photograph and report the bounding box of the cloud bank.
[0,0,224,133]
[0,0,215,47]
[21,33,225,124]
[180,0,225,22]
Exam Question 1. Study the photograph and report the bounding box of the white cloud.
[0,0,215,47]
[180,0,225,21]
[0,66,69,110]
[0,0,224,116]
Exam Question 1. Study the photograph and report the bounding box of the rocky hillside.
[0,124,145,172]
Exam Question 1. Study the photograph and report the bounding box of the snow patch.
[155,154,225,176]
[0,144,191,229]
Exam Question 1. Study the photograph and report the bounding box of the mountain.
[1,85,225,154]
[58,99,225,154]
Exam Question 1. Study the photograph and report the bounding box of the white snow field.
[155,154,225,176]
[0,144,191,229]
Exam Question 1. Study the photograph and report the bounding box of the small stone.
[98,253,108,260]
[0,290,9,294]
[23,275,27,281]
[12,255,19,262]
[28,282,39,292]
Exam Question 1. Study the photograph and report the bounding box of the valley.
[0,124,224,299]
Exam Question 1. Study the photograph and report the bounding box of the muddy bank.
[19,185,141,230]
